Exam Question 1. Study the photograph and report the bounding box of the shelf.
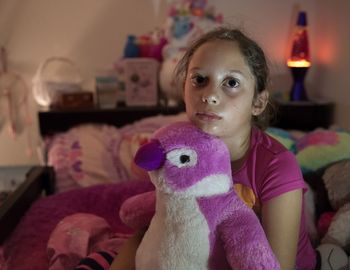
[38,100,334,137]
[38,105,185,137]
[273,101,334,130]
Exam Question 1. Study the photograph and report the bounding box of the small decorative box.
[55,91,94,109]
[123,58,159,106]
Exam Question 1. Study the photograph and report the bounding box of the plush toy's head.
[134,121,232,195]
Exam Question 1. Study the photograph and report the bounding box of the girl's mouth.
[195,112,222,121]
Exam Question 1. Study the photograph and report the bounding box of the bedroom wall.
[313,0,350,130]
[1,0,348,166]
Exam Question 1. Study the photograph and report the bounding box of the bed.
[1,105,350,269]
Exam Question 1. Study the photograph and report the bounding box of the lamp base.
[290,67,309,101]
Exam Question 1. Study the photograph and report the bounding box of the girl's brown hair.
[175,26,275,130]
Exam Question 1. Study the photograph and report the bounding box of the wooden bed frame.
[38,105,185,136]
[37,102,335,136]
[0,166,55,243]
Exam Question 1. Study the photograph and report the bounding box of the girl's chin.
[192,121,221,136]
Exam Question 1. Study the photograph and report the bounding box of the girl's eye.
[223,78,239,88]
[190,74,208,87]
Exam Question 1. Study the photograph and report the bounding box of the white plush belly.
[136,195,210,270]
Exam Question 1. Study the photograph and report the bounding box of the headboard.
[38,101,335,137]
[38,105,185,137]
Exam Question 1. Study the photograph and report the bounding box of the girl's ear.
[252,90,269,116]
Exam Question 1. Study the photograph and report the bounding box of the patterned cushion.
[266,127,296,153]
[47,124,128,193]
[47,113,187,193]
[295,130,350,173]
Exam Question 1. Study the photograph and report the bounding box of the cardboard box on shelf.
[123,58,159,106]
[95,71,121,108]
[51,91,94,109]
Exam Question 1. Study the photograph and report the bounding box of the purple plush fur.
[133,121,280,270]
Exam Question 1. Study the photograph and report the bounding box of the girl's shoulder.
[249,128,305,201]
[235,127,299,180]
[250,127,300,176]
[252,127,290,156]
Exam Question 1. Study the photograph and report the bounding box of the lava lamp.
[287,11,311,101]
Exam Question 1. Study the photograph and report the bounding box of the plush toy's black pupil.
[180,155,190,163]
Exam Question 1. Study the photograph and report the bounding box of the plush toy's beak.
[134,139,165,171]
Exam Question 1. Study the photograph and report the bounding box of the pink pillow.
[47,124,129,193]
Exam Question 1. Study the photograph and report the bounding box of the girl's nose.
[201,87,220,105]
[201,95,219,105]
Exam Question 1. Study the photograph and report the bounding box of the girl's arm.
[261,189,302,270]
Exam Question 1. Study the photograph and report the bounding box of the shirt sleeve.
[257,150,307,203]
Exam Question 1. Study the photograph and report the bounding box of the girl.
[79,27,316,270]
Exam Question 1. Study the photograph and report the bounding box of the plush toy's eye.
[167,148,197,168]
[180,155,190,164]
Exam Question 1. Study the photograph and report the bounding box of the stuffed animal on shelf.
[132,121,279,270]
[159,0,222,106]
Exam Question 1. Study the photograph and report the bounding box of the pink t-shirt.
[232,127,316,270]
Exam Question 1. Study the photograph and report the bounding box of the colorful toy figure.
[171,15,193,39]
[190,0,207,16]
[123,35,139,58]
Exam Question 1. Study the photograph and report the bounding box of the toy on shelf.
[123,35,140,58]
[118,29,168,107]
[122,29,168,62]
[118,0,223,107]
[159,0,223,106]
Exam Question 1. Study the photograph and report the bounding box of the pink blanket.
[1,181,154,270]
[47,213,129,270]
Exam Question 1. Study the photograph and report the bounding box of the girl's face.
[184,40,259,140]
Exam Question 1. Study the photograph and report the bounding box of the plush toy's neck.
[155,191,204,222]
[136,190,211,270]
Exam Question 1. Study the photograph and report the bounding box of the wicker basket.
[32,56,82,107]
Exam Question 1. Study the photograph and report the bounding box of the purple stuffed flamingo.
[134,121,280,270]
